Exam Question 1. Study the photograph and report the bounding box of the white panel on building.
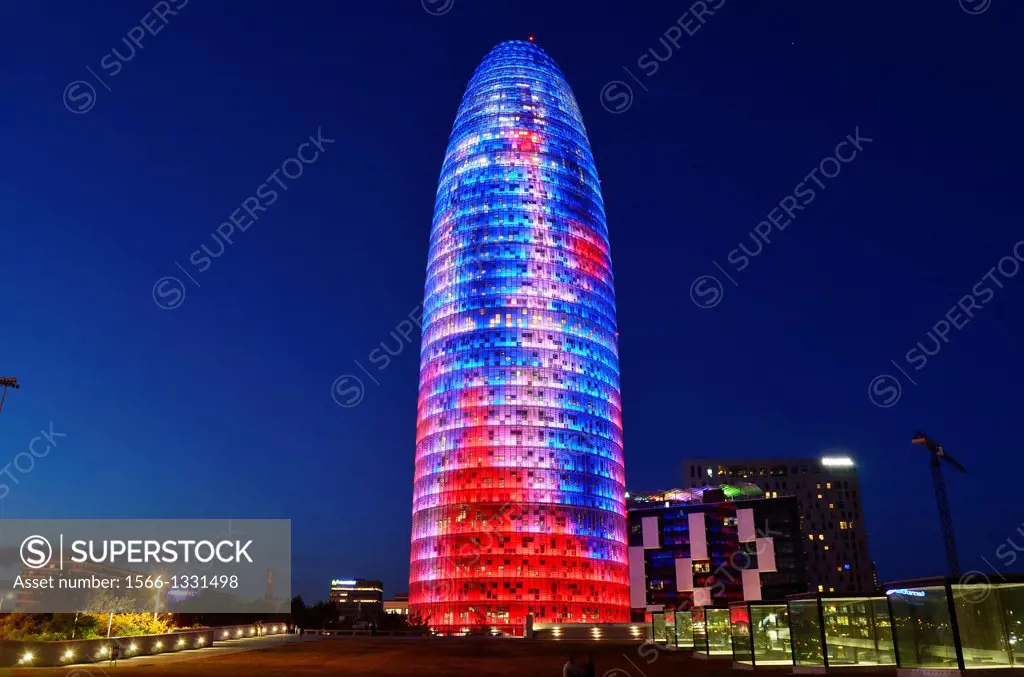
[688,512,707,560]
[755,537,776,572]
[642,516,660,549]
[629,546,648,608]
[737,508,756,542]
[693,587,712,607]
[675,557,693,591]
[742,569,762,601]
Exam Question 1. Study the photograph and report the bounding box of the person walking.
[109,642,120,666]
[563,653,577,677]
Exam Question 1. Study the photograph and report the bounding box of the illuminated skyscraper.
[409,40,629,634]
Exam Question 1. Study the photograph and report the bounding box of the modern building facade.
[682,456,873,594]
[627,484,806,616]
[329,578,384,620]
[409,40,629,633]
[384,593,410,616]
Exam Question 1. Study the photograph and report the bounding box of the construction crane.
[912,431,967,577]
[0,376,19,414]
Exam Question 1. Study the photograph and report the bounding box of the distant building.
[627,484,806,617]
[329,578,383,620]
[384,593,409,616]
[682,456,874,594]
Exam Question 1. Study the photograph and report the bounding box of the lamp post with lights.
[0,376,20,414]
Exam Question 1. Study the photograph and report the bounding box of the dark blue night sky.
[1,0,1022,601]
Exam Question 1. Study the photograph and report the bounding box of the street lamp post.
[0,377,20,414]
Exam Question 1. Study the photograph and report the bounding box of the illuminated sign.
[331,579,357,586]
[886,588,926,597]
[821,457,854,467]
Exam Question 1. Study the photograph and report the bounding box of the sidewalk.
[62,634,301,670]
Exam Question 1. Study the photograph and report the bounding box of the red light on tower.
[528,35,535,42]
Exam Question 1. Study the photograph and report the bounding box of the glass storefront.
[752,603,792,665]
[887,579,1024,670]
[731,603,753,664]
[823,597,895,666]
[888,585,961,669]
[664,610,678,647]
[788,595,896,669]
[706,607,733,655]
[790,598,825,667]
[651,612,667,644]
[999,583,1023,667]
[730,602,792,666]
[675,608,694,649]
[692,607,708,653]
[953,582,1024,669]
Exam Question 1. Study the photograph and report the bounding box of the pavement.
[61,634,302,671]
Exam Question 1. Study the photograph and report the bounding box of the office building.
[682,456,873,593]
[329,578,383,620]
[627,484,806,615]
[384,593,409,616]
[409,39,629,633]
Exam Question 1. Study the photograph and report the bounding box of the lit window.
[808,534,814,541]
[818,534,824,541]
[839,521,847,530]
[824,545,829,551]
[829,503,834,509]
[818,585,824,592]
[829,587,835,592]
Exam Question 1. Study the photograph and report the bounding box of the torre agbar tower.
[409,40,629,634]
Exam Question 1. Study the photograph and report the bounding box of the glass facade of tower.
[409,40,628,634]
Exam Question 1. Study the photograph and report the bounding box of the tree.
[80,588,172,638]
[291,595,306,617]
